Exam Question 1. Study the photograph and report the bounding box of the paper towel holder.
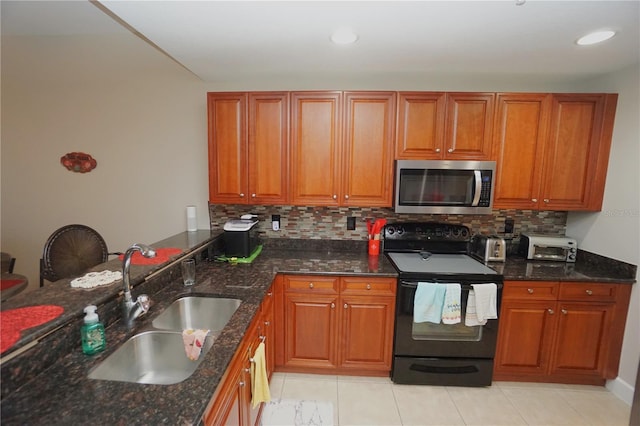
[186,205,197,232]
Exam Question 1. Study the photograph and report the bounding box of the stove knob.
[461,229,469,237]
[452,228,460,237]
[387,227,395,235]
[397,227,404,235]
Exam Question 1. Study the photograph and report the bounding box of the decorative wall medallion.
[60,152,97,173]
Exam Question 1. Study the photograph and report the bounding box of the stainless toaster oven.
[518,234,577,262]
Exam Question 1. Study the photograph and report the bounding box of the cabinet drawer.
[503,281,559,300]
[559,282,617,302]
[283,275,338,294]
[341,277,397,296]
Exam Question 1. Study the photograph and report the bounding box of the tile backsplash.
[209,204,568,241]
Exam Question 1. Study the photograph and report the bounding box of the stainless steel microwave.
[394,160,496,214]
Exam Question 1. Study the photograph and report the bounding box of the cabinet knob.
[344,303,348,309]
[586,289,593,295]
[543,199,550,203]
[527,288,534,294]
[331,303,335,309]
[561,309,568,315]
[264,321,270,326]
[239,193,245,197]
[344,195,349,200]
[244,368,250,373]
[333,194,337,199]
[547,309,555,315]
[239,381,245,387]
[309,282,314,289]
[251,193,256,198]
[531,198,538,202]
[267,292,273,297]
[447,148,454,153]
[366,284,372,290]
[435,148,441,153]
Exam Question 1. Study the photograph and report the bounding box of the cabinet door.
[395,92,446,159]
[492,93,551,209]
[290,92,343,206]
[540,94,616,210]
[550,302,613,378]
[339,295,395,371]
[248,93,289,204]
[443,93,494,159]
[494,300,558,377]
[208,93,248,204]
[342,92,396,207]
[283,292,339,369]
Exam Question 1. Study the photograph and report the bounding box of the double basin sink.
[89,296,241,385]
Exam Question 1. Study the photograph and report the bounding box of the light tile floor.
[268,372,632,426]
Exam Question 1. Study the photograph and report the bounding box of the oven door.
[394,279,502,359]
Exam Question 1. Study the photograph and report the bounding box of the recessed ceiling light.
[576,30,616,46]
[330,28,358,45]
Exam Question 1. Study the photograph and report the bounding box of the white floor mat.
[261,399,334,426]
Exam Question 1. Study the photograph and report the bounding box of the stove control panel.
[384,222,470,242]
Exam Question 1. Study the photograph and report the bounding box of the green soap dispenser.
[81,305,106,355]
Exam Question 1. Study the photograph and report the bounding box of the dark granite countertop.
[1,235,633,425]
[0,238,396,425]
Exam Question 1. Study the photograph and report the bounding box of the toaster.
[518,234,577,262]
[470,235,506,262]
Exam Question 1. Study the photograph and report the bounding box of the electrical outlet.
[505,218,514,233]
[271,214,280,231]
[347,217,356,230]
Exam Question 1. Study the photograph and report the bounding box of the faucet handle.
[137,294,151,314]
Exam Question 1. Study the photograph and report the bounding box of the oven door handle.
[400,280,473,291]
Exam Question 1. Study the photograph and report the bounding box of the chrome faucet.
[121,243,156,328]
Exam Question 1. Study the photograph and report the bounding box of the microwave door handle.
[471,170,482,206]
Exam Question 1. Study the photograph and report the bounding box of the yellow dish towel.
[250,341,270,408]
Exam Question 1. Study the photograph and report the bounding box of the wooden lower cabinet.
[204,286,274,426]
[278,275,396,375]
[494,280,631,385]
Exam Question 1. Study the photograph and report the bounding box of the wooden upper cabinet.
[443,92,495,159]
[290,91,395,207]
[395,92,492,160]
[208,93,247,204]
[540,94,617,211]
[248,92,289,204]
[342,92,396,207]
[492,93,551,209]
[396,92,446,159]
[208,92,289,204]
[492,93,617,211]
[290,92,343,206]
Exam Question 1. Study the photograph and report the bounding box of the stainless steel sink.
[152,296,242,332]
[88,330,214,385]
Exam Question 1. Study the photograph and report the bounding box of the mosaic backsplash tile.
[209,204,568,242]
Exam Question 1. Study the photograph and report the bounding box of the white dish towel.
[441,283,461,324]
[465,283,498,326]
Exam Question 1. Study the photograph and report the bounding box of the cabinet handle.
[244,368,250,373]
[264,321,270,326]
[543,199,550,203]
[331,303,335,309]
[366,284,372,290]
[585,289,593,295]
[239,193,245,197]
[435,148,441,153]
[267,292,273,297]
[332,194,337,199]
[344,303,348,309]
[239,381,245,387]
[447,148,454,153]
[531,198,538,202]
[561,309,568,315]
[251,193,256,198]
[260,335,266,342]
[527,288,534,294]
[344,195,349,200]
[309,282,314,289]
[547,309,555,315]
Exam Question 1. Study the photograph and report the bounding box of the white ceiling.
[2,0,639,83]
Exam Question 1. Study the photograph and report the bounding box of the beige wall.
[1,13,638,403]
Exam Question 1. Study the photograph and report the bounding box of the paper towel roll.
[186,206,197,232]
